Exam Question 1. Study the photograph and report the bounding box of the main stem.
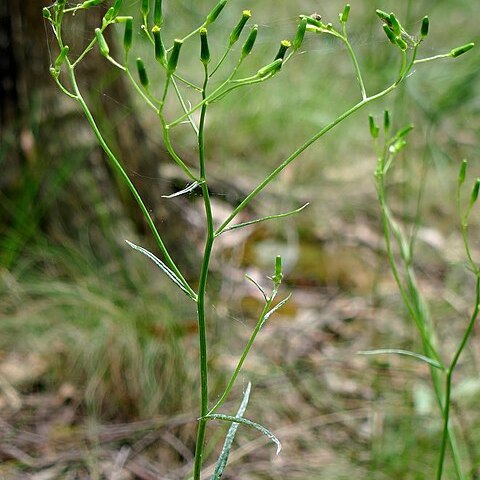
[193,65,214,480]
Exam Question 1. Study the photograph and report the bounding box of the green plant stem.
[193,64,214,480]
[65,60,196,300]
[341,24,367,99]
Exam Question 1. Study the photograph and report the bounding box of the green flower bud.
[395,36,408,51]
[112,0,123,16]
[450,43,475,58]
[389,139,407,154]
[375,9,390,24]
[152,26,166,65]
[384,110,390,132]
[54,45,69,69]
[123,17,133,53]
[273,255,283,285]
[369,115,379,139]
[257,58,282,78]
[103,7,115,25]
[420,16,429,39]
[115,16,133,23]
[274,40,291,61]
[200,28,210,65]
[83,0,103,8]
[382,24,397,45]
[241,25,258,58]
[302,14,323,28]
[293,17,307,51]
[167,39,183,75]
[206,0,227,25]
[340,4,350,23]
[141,0,149,17]
[230,10,251,46]
[397,124,414,138]
[136,57,149,88]
[389,13,401,35]
[42,7,51,19]
[458,159,467,187]
[471,178,480,205]
[154,0,163,26]
[95,28,109,57]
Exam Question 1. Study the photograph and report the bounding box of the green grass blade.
[358,349,444,370]
[211,382,251,480]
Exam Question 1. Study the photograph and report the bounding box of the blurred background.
[1,0,479,478]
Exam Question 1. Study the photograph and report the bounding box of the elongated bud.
[112,0,123,16]
[82,0,103,8]
[302,14,323,28]
[293,17,307,51]
[471,178,480,205]
[397,124,414,138]
[395,36,408,51]
[136,58,149,88]
[230,10,251,46]
[95,28,110,57]
[340,4,350,23]
[274,40,291,61]
[200,28,210,65]
[141,0,149,17]
[103,7,115,25]
[115,16,132,23]
[257,58,283,78]
[54,45,69,69]
[458,159,467,187]
[43,7,51,19]
[384,110,390,132]
[154,0,163,26]
[389,13,401,35]
[152,26,165,65]
[167,39,183,75]
[375,9,390,24]
[420,16,429,39]
[241,25,258,57]
[273,255,283,285]
[124,17,133,53]
[389,138,407,154]
[206,0,227,25]
[369,115,379,139]
[383,24,397,45]
[450,43,475,58]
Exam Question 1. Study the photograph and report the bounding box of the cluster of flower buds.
[377,10,411,50]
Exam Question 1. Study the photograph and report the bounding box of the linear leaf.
[358,349,444,370]
[211,383,251,480]
[217,203,309,235]
[260,293,292,328]
[126,240,196,300]
[161,181,201,198]
[205,413,281,455]
[245,274,268,302]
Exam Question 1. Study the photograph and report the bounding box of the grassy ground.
[1,0,480,478]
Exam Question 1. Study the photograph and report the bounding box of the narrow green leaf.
[245,274,268,302]
[358,349,444,369]
[261,293,292,328]
[161,181,200,198]
[205,414,282,455]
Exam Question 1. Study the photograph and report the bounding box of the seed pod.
[458,159,467,187]
[450,43,475,58]
[257,58,283,78]
[229,10,251,46]
[124,17,133,53]
[384,110,390,132]
[241,25,258,57]
[152,26,166,65]
[141,0,149,17]
[340,4,350,23]
[95,28,110,57]
[200,28,210,65]
[274,40,291,61]
[112,0,123,16]
[389,13,401,35]
[167,39,183,75]
[54,45,69,69]
[206,0,227,25]
[369,115,379,139]
[136,58,149,88]
[471,178,480,205]
[420,16,429,39]
[154,0,163,26]
[382,24,397,45]
[293,17,307,51]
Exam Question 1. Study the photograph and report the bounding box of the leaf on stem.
[261,293,292,328]
[358,349,444,370]
[211,383,251,480]
[245,274,268,302]
[125,240,195,299]
[161,181,201,198]
[204,413,282,455]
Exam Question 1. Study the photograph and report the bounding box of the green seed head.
[293,17,307,51]
[274,40,291,61]
[153,26,166,65]
[241,25,258,58]
[450,43,475,58]
[273,255,283,285]
[154,0,163,26]
[206,0,227,25]
[200,28,211,65]
[384,110,390,132]
[257,58,283,78]
[136,57,149,88]
[229,10,251,46]
[340,4,351,23]
[420,16,429,38]
[395,36,408,51]
[471,178,480,205]
[123,17,133,53]
[95,28,110,57]
[167,39,183,75]
[458,159,467,187]
[369,115,379,139]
